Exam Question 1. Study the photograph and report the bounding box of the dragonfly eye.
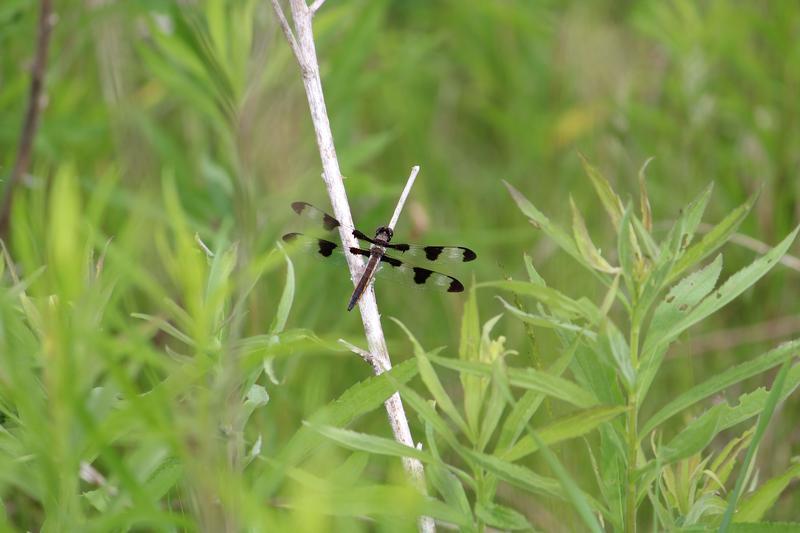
[375,226,393,241]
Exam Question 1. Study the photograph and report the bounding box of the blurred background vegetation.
[1,0,798,529]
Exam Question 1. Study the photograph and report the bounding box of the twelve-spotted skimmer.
[282,202,477,311]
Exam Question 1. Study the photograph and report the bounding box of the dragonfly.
[282,201,477,311]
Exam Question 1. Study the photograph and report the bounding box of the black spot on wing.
[317,239,337,257]
[322,213,340,231]
[349,247,371,258]
[352,229,373,242]
[282,232,300,242]
[291,201,310,215]
[379,254,402,267]
[461,248,477,262]
[424,246,444,261]
[412,267,434,285]
[447,278,465,292]
[386,243,410,252]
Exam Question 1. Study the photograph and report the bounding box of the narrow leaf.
[504,180,586,265]
[428,354,597,409]
[275,359,419,470]
[523,253,546,286]
[735,462,800,522]
[667,227,799,347]
[669,191,757,283]
[638,157,654,232]
[392,319,470,435]
[502,405,626,461]
[658,404,724,464]
[475,502,534,531]
[720,359,793,532]
[269,246,295,335]
[640,339,800,437]
[640,254,723,362]
[308,423,433,463]
[496,338,578,452]
[579,154,624,229]
[570,196,620,274]
[479,280,602,324]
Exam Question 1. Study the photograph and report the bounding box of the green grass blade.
[719,358,793,532]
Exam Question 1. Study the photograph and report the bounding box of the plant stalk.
[625,321,641,533]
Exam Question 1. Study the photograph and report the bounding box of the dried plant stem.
[270,2,433,531]
[388,165,419,231]
[0,0,55,235]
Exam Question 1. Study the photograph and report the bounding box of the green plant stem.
[625,322,641,533]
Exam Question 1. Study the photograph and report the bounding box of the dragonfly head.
[374,226,393,244]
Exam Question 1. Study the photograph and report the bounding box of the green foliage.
[1,0,799,530]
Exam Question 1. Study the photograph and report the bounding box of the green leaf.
[735,462,800,522]
[640,339,800,438]
[720,359,794,532]
[640,226,799,389]
[676,182,714,252]
[475,502,535,531]
[495,339,577,452]
[496,296,597,337]
[459,288,484,437]
[478,362,508,451]
[392,318,470,436]
[639,254,723,385]
[460,447,562,498]
[716,364,800,432]
[579,154,624,229]
[428,354,597,408]
[511,417,605,531]
[205,0,229,69]
[308,423,433,463]
[677,226,799,331]
[570,196,620,274]
[708,430,753,488]
[597,320,634,390]
[523,253,546,286]
[618,206,637,297]
[491,361,606,530]
[394,382,461,450]
[323,485,471,527]
[638,157,654,232]
[269,246,295,335]
[658,404,724,464]
[669,191,757,283]
[143,457,183,500]
[427,464,473,524]
[479,280,601,324]
[460,288,480,363]
[634,213,685,321]
[682,523,800,532]
[240,384,270,425]
[504,180,586,266]
[502,405,626,461]
[274,359,419,472]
